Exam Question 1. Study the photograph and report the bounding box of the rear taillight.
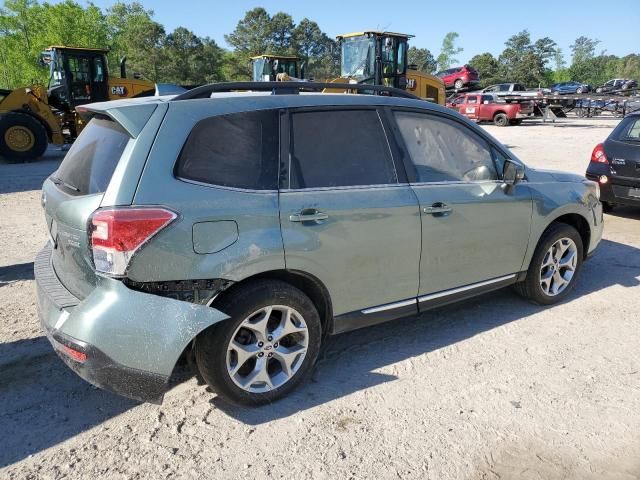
[89,207,177,276]
[590,143,609,164]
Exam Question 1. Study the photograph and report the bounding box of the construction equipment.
[328,31,445,105]
[251,54,305,82]
[0,46,155,161]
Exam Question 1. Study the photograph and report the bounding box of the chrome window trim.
[279,183,407,193]
[362,298,417,314]
[418,274,517,303]
[408,179,504,187]
[175,176,278,194]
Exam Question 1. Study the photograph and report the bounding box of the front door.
[65,53,109,106]
[279,108,421,321]
[460,95,480,120]
[390,109,532,299]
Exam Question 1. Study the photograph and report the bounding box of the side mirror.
[503,159,525,185]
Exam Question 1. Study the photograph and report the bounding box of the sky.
[84,0,640,63]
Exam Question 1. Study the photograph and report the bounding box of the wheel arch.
[211,269,334,337]
[544,213,591,260]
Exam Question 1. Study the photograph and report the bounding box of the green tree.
[293,18,336,79]
[106,2,166,81]
[436,32,462,70]
[498,30,556,86]
[225,7,273,56]
[408,46,436,73]
[469,52,501,87]
[270,12,294,54]
[163,27,224,84]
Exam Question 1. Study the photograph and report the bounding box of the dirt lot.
[1,117,639,480]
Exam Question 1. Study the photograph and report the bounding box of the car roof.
[80,91,450,137]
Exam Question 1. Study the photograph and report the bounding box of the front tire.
[576,87,583,94]
[514,223,583,305]
[0,112,48,163]
[196,280,322,405]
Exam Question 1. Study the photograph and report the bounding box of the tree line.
[1,1,638,90]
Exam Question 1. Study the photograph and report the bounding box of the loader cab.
[337,32,410,89]
[251,55,301,82]
[41,46,110,111]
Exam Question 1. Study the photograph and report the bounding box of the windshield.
[341,36,375,79]
[253,58,298,81]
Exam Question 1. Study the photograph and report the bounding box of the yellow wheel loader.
[251,55,305,82]
[326,31,445,105]
[0,46,155,162]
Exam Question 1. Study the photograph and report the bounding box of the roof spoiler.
[76,101,159,138]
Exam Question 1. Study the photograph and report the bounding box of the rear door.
[279,107,421,320]
[389,109,532,298]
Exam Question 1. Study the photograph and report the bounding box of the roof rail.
[171,81,421,101]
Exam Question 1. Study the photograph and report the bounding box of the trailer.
[499,89,640,122]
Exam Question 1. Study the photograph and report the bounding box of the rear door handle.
[289,210,329,223]
[423,202,453,216]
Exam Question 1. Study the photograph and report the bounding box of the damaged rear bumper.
[35,244,229,403]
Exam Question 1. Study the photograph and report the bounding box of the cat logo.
[111,86,128,97]
[406,78,416,90]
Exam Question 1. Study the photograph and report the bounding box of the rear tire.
[0,112,48,163]
[196,279,322,405]
[493,113,509,127]
[514,223,583,305]
[576,87,583,94]
[454,79,464,90]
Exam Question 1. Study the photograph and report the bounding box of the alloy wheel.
[226,305,309,393]
[539,237,578,296]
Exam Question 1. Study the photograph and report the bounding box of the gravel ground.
[1,117,639,480]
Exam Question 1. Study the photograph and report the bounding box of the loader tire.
[0,112,48,163]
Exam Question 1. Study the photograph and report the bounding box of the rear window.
[616,117,640,141]
[176,110,279,190]
[54,117,129,196]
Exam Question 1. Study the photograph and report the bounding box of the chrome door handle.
[423,203,453,216]
[289,211,329,223]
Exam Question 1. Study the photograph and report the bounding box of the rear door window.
[176,110,279,190]
[54,117,129,196]
[288,109,397,189]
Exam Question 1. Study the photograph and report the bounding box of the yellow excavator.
[251,54,305,82]
[0,46,155,161]
[327,31,445,105]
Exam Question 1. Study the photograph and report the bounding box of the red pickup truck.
[448,93,534,126]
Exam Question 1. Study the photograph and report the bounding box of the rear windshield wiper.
[50,175,80,192]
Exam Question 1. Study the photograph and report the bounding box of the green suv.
[36,82,603,405]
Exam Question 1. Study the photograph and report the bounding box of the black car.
[595,79,638,93]
[586,112,640,211]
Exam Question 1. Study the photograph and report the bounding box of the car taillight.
[89,207,177,276]
[590,143,609,164]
